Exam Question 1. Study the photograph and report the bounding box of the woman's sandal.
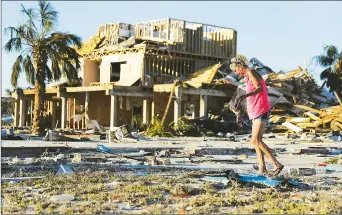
[253,165,269,176]
[270,165,284,177]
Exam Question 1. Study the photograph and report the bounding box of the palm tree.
[3,1,82,135]
[313,45,342,96]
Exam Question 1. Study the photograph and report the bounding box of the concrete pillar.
[19,99,26,127]
[66,98,69,128]
[173,87,182,125]
[199,95,208,117]
[50,101,56,129]
[61,96,67,129]
[73,98,76,129]
[110,95,118,128]
[85,92,89,128]
[14,100,20,127]
[143,99,152,124]
[30,100,33,126]
[151,101,155,122]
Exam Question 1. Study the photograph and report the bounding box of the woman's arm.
[234,70,263,108]
[243,69,263,99]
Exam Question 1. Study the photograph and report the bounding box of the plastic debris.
[50,194,75,203]
[56,164,73,175]
[96,144,112,153]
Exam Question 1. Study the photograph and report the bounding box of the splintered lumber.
[322,116,334,124]
[304,112,320,121]
[288,117,310,123]
[331,120,342,130]
[282,122,303,133]
[270,115,284,123]
[323,106,342,114]
[293,105,326,116]
[335,117,342,123]
[296,123,319,128]
[334,91,342,107]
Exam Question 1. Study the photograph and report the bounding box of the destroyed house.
[11,18,238,130]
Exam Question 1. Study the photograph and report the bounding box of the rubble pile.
[223,58,341,134]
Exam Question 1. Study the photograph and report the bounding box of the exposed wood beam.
[154,84,233,97]
[66,85,114,93]
[107,86,153,97]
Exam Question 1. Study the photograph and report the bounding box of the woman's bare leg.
[251,120,266,174]
[254,120,282,170]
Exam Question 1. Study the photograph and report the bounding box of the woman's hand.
[234,95,246,109]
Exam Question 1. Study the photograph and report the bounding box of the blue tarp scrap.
[238,174,285,188]
[203,174,285,188]
[96,144,112,153]
[288,180,312,190]
[203,171,315,189]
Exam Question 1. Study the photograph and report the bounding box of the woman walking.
[230,54,284,176]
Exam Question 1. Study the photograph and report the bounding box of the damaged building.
[10,18,238,130]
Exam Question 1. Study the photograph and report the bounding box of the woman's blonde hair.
[230,54,249,71]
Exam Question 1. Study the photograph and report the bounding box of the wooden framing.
[154,84,233,98]
[134,18,237,58]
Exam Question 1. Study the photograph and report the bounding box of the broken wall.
[88,91,111,126]
[80,59,100,86]
[116,96,143,126]
[100,53,144,86]
[153,92,175,125]
[208,96,229,113]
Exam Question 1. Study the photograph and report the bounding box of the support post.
[151,101,155,123]
[14,99,20,127]
[73,98,76,129]
[110,95,118,128]
[66,98,69,128]
[30,100,33,126]
[50,101,56,129]
[19,99,26,127]
[199,94,208,117]
[61,96,67,129]
[85,92,89,129]
[143,99,151,124]
[173,86,182,125]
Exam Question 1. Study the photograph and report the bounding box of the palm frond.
[3,37,23,53]
[20,4,38,30]
[38,0,58,34]
[23,55,35,85]
[11,55,23,87]
[61,59,80,82]
[320,67,331,80]
[313,55,335,67]
[4,25,36,47]
[326,73,339,92]
[45,64,53,82]
[323,45,339,59]
[51,59,62,81]
[48,32,82,49]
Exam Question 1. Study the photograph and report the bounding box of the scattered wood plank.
[304,112,319,121]
[282,122,303,133]
[288,117,310,123]
[296,122,319,128]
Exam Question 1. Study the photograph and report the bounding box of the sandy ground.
[2,135,342,214]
